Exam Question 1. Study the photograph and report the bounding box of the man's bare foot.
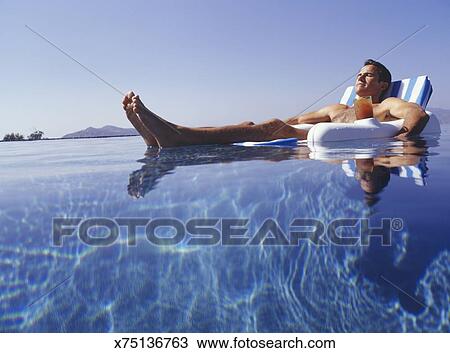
[122,92,159,147]
[131,95,185,147]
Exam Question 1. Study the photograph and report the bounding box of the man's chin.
[355,87,368,96]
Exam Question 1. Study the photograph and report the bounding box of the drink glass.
[354,96,373,120]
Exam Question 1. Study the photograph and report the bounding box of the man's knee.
[262,118,285,128]
[259,118,297,138]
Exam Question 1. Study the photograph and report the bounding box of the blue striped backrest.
[342,157,428,186]
[339,75,433,108]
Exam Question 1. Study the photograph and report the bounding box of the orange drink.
[354,96,373,120]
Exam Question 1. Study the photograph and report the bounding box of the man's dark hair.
[364,59,392,97]
[356,165,391,206]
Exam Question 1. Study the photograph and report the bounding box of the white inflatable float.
[305,112,441,161]
[235,75,440,147]
[306,117,402,143]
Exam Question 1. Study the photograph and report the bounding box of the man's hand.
[383,97,429,137]
[394,126,411,140]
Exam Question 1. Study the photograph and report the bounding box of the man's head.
[355,59,392,103]
[356,166,391,194]
[355,159,391,197]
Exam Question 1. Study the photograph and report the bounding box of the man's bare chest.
[329,104,393,123]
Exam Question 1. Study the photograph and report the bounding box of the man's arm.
[384,97,429,137]
[284,104,345,125]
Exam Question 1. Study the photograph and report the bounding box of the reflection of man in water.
[353,159,391,206]
[128,138,428,199]
[347,138,428,204]
[355,159,391,194]
[127,145,307,198]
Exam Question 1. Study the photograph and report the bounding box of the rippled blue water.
[0,131,449,332]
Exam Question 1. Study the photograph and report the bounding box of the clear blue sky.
[1,0,449,138]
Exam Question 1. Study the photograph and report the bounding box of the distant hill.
[62,125,138,139]
[428,107,450,124]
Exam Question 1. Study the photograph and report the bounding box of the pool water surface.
[0,131,449,332]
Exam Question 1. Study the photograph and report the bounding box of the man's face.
[356,168,390,194]
[355,65,388,100]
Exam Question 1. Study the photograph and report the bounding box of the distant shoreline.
[0,134,139,143]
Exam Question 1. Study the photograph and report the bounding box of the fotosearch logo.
[52,217,403,247]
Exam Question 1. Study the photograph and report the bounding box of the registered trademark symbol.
[391,218,403,231]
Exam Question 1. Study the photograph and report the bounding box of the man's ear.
[381,81,389,91]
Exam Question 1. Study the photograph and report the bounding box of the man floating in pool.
[122,60,429,147]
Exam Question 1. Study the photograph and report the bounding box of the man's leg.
[124,92,256,147]
[130,95,307,147]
